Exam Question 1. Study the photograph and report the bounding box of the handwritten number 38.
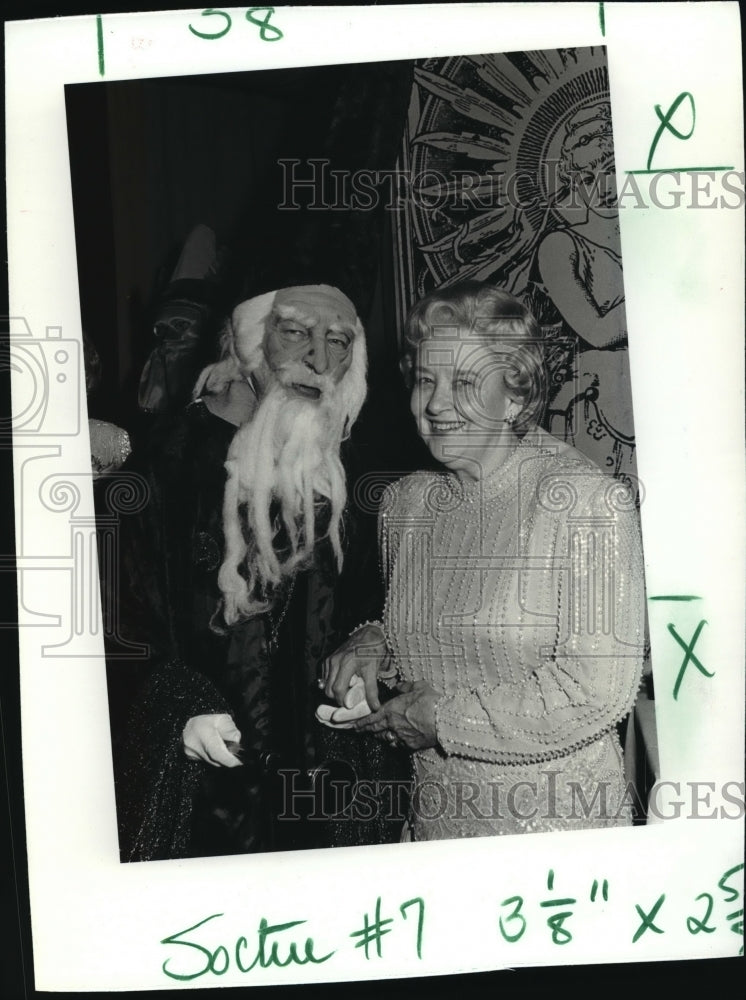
[189,7,284,42]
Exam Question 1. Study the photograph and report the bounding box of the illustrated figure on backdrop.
[528,100,634,474]
[324,281,645,841]
[112,284,400,861]
[404,50,635,475]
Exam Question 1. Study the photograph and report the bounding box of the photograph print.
[64,42,656,864]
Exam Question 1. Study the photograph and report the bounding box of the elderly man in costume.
[112,285,370,861]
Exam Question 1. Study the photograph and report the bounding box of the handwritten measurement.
[498,864,744,949]
[500,869,610,946]
[160,867,741,981]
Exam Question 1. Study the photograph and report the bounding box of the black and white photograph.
[66,44,657,864]
[4,4,744,992]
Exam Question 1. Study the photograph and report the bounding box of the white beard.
[218,366,349,625]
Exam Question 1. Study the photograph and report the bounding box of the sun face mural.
[393,46,637,482]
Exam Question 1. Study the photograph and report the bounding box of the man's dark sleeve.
[102,407,231,861]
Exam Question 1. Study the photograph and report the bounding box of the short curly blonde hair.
[400,281,547,434]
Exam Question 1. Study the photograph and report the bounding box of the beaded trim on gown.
[380,427,645,840]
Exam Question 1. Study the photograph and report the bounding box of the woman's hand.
[352,681,440,751]
[323,623,391,712]
[182,713,242,767]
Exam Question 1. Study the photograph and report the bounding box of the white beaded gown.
[379,427,646,840]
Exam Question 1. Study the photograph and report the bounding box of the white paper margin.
[6,2,745,991]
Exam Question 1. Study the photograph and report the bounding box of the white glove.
[182,713,242,767]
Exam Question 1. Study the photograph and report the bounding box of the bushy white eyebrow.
[273,304,315,327]
[273,307,352,342]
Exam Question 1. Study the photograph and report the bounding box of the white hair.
[192,290,276,399]
[193,288,367,625]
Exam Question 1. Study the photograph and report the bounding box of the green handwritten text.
[188,7,283,43]
[161,913,335,981]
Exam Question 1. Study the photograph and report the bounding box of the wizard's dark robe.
[105,398,406,862]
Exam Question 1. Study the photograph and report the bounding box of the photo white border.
[6,3,745,991]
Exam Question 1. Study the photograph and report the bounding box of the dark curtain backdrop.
[66,62,421,462]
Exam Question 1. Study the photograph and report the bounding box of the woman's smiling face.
[410,333,518,481]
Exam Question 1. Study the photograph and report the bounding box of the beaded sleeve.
[376,481,402,648]
[434,471,646,765]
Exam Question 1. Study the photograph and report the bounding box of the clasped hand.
[322,625,440,750]
[351,680,440,750]
[322,622,390,713]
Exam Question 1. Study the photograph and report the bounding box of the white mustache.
[274,363,335,395]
